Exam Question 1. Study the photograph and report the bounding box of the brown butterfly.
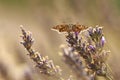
[52,24,88,33]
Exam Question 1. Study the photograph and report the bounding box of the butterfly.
[52,24,88,33]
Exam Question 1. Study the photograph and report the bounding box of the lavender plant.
[20,26,75,80]
[20,26,61,76]
[20,24,114,80]
[52,24,114,80]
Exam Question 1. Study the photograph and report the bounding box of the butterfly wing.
[76,25,88,32]
[52,24,69,32]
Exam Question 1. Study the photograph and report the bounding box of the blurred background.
[0,0,120,80]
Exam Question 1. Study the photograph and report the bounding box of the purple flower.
[100,36,106,46]
[88,27,93,36]
[97,27,102,35]
[74,31,79,36]
[89,45,95,52]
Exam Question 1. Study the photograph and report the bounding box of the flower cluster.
[20,27,61,76]
[56,25,113,80]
